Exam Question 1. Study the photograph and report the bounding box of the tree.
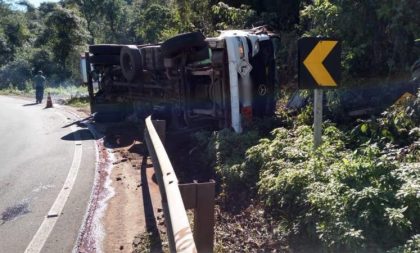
[175,0,213,33]
[134,3,180,43]
[101,0,128,42]
[64,0,102,43]
[41,5,88,78]
[213,0,306,31]
[211,2,256,31]
[0,2,30,64]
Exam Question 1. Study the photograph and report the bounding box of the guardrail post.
[179,180,215,253]
[194,180,215,253]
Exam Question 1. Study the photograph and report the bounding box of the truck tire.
[89,55,120,65]
[120,45,143,82]
[252,83,271,117]
[89,44,123,55]
[411,59,420,72]
[161,32,206,58]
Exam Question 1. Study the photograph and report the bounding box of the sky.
[27,0,60,7]
[9,0,60,8]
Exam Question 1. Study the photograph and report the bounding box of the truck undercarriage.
[82,28,278,132]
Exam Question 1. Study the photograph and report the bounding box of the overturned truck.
[81,28,279,133]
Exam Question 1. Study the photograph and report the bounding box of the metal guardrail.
[144,116,197,253]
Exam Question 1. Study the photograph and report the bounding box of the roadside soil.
[96,123,166,253]
[51,98,168,253]
[165,132,287,253]
[103,147,144,252]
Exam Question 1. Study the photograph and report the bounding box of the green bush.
[199,129,260,209]
[350,90,420,163]
[251,123,419,252]
[0,59,32,89]
[389,234,420,253]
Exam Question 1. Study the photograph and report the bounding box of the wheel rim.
[257,84,268,96]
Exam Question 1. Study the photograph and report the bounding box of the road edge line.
[24,121,83,253]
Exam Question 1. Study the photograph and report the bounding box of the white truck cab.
[212,30,272,132]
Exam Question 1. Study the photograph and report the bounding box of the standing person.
[33,70,46,103]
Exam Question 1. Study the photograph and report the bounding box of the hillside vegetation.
[191,91,419,252]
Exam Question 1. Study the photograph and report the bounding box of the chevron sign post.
[298,37,341,148]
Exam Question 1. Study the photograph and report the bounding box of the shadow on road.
[61,129,102,141]
[62,116,93,129]
[22,103,38,106]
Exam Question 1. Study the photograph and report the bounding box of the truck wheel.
[255,85,276,117]
[89,55,120,65]
[411,60,420,72]
[161,32,206,58]
[120,45,143,82]
[89,44,123,55]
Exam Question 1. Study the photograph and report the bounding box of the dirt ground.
[103,148,145,252]
[98,124,165,253]
[58,102,168,253]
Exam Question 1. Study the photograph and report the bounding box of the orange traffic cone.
[45,92,53,108]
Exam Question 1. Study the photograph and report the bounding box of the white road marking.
[24,115,83,253]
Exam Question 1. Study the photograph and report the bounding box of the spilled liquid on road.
[0,202,30,224]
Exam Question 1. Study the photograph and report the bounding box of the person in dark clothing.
[33,70,46,103]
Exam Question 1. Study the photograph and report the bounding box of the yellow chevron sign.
[303,41,338,86]
[298,38,341,89]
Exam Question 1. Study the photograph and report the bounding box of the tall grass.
[45,85,88,99]
[0,84,88,99]
[0,84,90,108]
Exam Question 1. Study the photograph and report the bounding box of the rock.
[133,237,141,246]
[116,177,122,181]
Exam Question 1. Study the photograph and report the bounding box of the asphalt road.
[0,96,96,253]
